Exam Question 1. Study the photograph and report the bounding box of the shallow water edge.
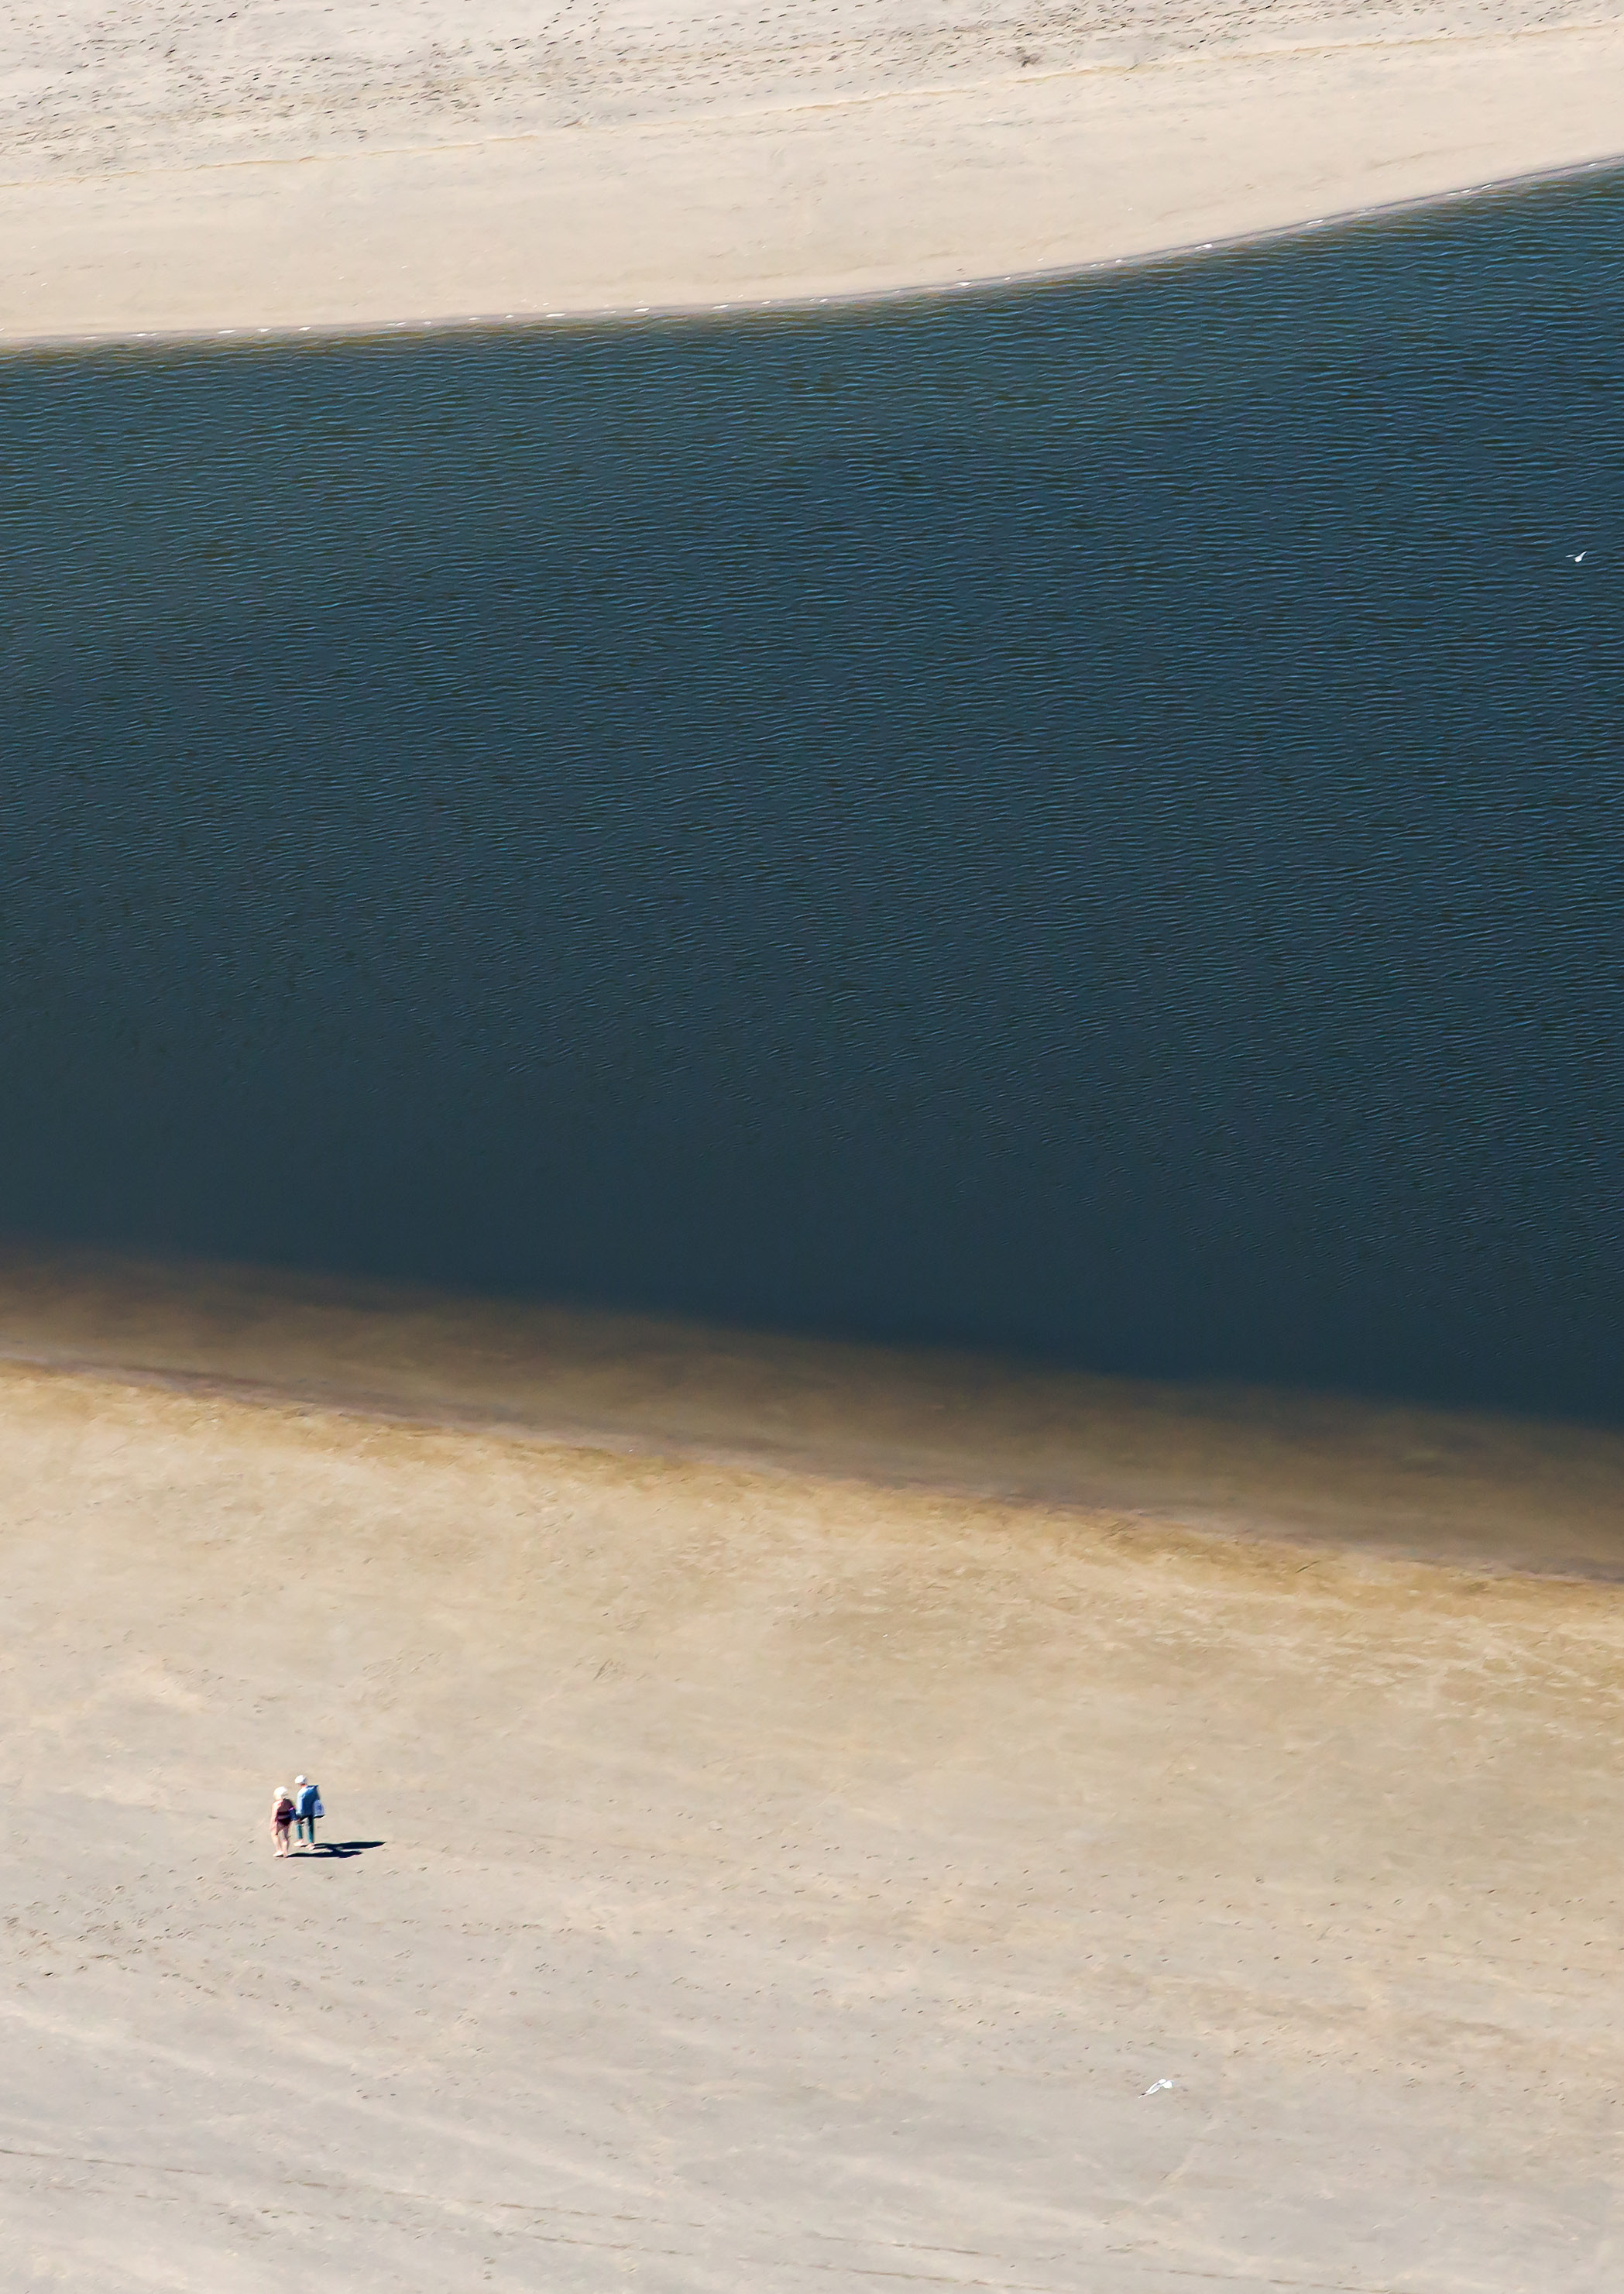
[5,1247,1624,1581]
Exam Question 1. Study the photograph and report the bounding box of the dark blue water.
[4,173,1622,1416]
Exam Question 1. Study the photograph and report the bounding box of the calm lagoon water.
[3,173,1621,1417]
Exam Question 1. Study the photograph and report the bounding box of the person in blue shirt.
[292,1776,324,1850]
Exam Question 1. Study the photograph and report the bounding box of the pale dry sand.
[2,1251,1623,2287]
[3,0,1623,342]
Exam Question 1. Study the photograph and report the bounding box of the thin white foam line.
[5,147,1619,357]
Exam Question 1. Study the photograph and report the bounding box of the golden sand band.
[3,2,1623,342]
[5,1245,1623,1579]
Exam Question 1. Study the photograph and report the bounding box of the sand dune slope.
[3,1342,1622,2288]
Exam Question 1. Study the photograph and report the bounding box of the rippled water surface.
[4,174,1622,1414]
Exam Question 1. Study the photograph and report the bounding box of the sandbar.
[2,1249,1622,2286]
[3,0,1623,342]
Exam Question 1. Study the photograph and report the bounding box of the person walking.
[272,1787,296,1858]
[293,1776,324,1850]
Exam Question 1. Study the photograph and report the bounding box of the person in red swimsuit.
[271,1788,295,1857]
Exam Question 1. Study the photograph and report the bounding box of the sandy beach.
[3,1250,1623,2287]
[4,0,1623,341]
[8,4,1620,2277]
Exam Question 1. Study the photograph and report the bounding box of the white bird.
[1568,552,1588,563]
